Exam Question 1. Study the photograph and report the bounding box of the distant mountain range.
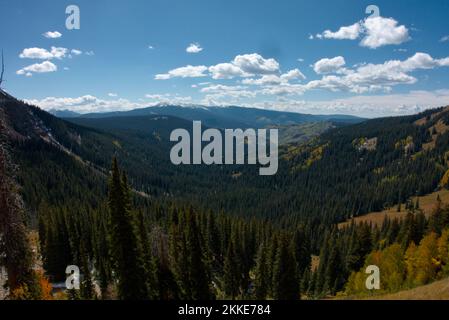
[49,105,365,129]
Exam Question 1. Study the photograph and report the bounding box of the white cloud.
[148,45,155,49]
[313,56,346,74]
[19,47,68,60]
[209,63,247,79]
[242,69,306,86]
[259,83,307,96]
[440,35,449,43]
[17,61,57,76]
[208,53,280,79]
[305,52,449,94]
[85,51,95,56]
[233,53,279,75]
[320,22,362,40]
[361,16,410,49]
[315,16,409,49]
[186,43,203,53]
[108,93,118,97]
[155,65,208,80]
[242,75,284,86]
[71,49,83,55]
[43,31,62,39]
[281,69,306,81]
[157,53,280,81]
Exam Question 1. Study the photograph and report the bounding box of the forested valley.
[2,90,449,300]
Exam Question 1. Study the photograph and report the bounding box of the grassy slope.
[338,188,449,229]
[366,278,449,300]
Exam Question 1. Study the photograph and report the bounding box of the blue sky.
[1,0,449,117]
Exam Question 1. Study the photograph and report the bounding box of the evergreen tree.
[137,210,159,299]
[184,208,211,300]
[108,158,149,299]
[253,242,268,299]
[223,240,240,299]
[272,234,299,300]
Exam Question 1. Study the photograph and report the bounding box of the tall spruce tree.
[137,210,159,299]
[253,242,269,299]
[184,208,211,299]
[223,239,240,299]
[272,234,299,300]
[108,158,149,299]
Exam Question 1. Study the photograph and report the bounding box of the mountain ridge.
[51,104,365,129]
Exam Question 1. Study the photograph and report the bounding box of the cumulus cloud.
[208,53,280,80]
[19,47,68,60]
[319,22,361,40]
[361,16,410,49]
[281,69,306,81]
[209,63,247,79]
[155,65,208,80]
[108,93,118,97]
[71,49,83,56]
[186,43,203,53]
[313,56,346,74]
[43,31,62,39]
[16,61,57,76]
[305,52,449,94]
[233,53,280,75]
[242,69,306,86]
[157,53,281,80]
[315,16,410,49]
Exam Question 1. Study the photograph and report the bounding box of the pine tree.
[223,240,240,299]
[184,208,211,300]
[108,158,149,299]
[266,234,278,297]
[253,242,268,299]
[137,210,159,299]
[272,234,299,300]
